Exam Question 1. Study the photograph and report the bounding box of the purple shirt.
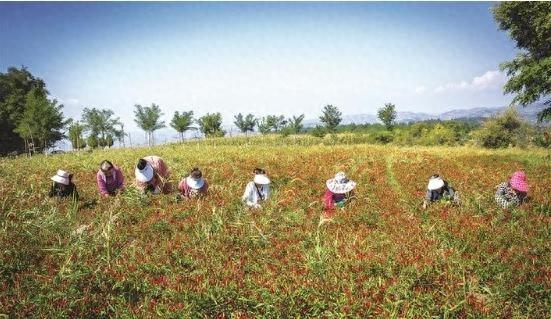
[96,166,125,196]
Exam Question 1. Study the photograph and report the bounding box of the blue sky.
[0,2,517,132]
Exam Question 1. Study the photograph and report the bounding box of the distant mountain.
[304,102,547,127]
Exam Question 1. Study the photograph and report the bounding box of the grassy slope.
[0,140,550,318]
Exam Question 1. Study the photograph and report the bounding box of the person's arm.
[117,168,125,191]
[202,180,209,194]
[323,189,335,211]
[263,184,270,201]
[96,171,110,197]
[48,183,56,197]
[178,179,187,197]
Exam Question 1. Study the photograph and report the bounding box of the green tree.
[81,108,122,148]
[14,88,66,153]
[286,114,305,134]
[197,113,225,137]
[170,111,195,142]
[0,66,48,154]
[258,115,286,134]
[67,119,86,150]
[233,113,257,136]
[319,105,342,132]
[310,125,326,138]
[493,2,551,121]
[134,103,166,147]
[377,103,397,130]
[472,107,533,148]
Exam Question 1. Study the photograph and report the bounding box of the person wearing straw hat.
[135,155,171,194]
[96,160,125,197]
[422,174,460,209]
[495,171,529,209]
[178,167,209,199]
[49,169,79,199]
[242,168,271,209]
[323,172,356,213]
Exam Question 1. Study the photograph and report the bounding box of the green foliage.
[310,125,326,138]
[81,107,122,149]
[257,115,286,134]
[67,120,86,149]
[377,103,397,130]
[472,107,533,148]
[170,111,195,141]
[319,104,342,132]
[134,104,166,147]
[493,2,551,118]
[233,113,256,135]
[373,130,394,144]
[13,88,66,151]
[197,112,225,137]
[0,67,50,154]
[285,114,305,134]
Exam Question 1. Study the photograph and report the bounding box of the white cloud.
[432,70,507,94]
[414,86,427,94]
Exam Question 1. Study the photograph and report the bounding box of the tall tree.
[233,113,256,135]
[0,66,48,154]
[14,88,66,153]
[134,103,166,147]
[257,115,287,134]
[286,114,305,134]
[319,104,342,133]
[377,103,397,130]
[493,2,551,121]
[170,111,195,142]
[81,108,122,148]
[197,113,225,137]
[67,119,86,150]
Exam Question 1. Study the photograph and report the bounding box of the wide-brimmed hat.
[186,175,205,189]
[51,170,70,185]
[427,176,445,191]
[326,172,356,194]
[510,171,528,192]
[254,174,270,185]
[135,162,154,183]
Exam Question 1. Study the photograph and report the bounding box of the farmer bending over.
[422,174,460,209]
[49,169,79,199]
[242,168,271,209]
[96,160,125,197]
[495,171,528,209]
[134,155,171,194]
[324,172,356,214]
[178,167,209,199]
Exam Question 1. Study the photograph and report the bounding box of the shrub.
[472,107,533,148]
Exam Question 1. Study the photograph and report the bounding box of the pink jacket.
[96,166,125,196]
[135,156,171,193]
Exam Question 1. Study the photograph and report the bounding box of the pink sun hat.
[509,171,529,192]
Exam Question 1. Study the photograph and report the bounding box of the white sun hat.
[135,163,154,183]
[51,170,70,185]
[186,175,205,189]
[253,174,270,185]
[427,176,445,191]
[326,172,356,194]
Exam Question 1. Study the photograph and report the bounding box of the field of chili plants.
[0,139,549,318]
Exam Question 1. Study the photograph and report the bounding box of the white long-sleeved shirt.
[242,181,270,207]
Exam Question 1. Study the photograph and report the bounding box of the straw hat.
[427,176,445,191]
[51,170,70,185]
[510,171,528,192]
[135,162,154,183]
[326,172,356,194]
[254,174,270,185]
[186,175,205,189]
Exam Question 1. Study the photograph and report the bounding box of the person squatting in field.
[495,171,529,209]
[49,169,79,199]
[134,155,171,194]
[422,174,460,209]
[323,172,356,215]
[96,160,125,197]
[242,168,271,209]
[178,167,209,199]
